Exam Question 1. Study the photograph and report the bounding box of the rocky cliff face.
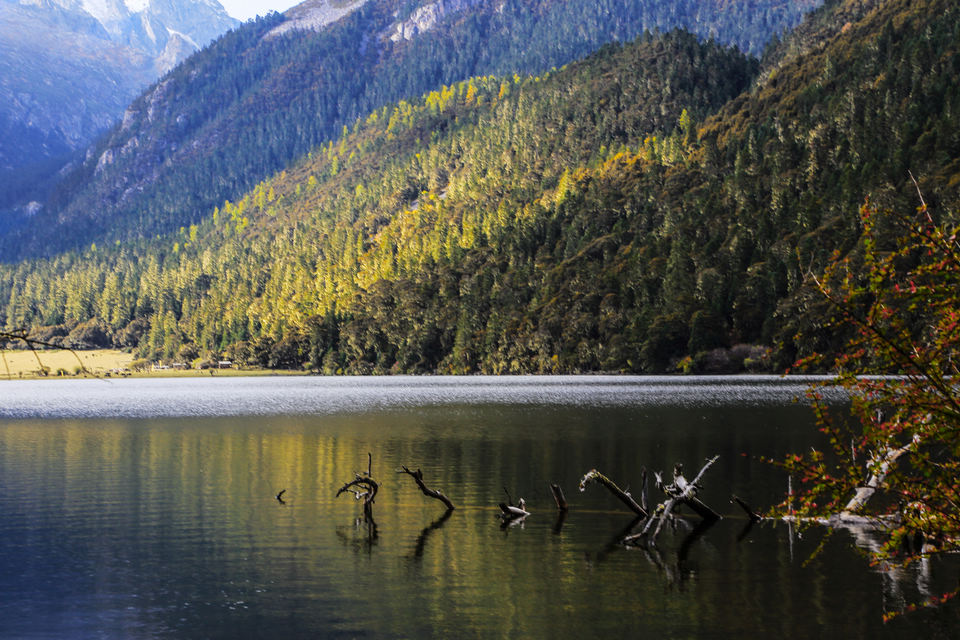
[265,0,369,39]
[385,0,485,42]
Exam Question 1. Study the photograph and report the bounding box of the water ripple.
[0,375,843,419]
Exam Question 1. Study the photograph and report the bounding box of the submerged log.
[779,435,930,544]
[578,469,647,518]
[336,475,380,515]
[398,466,455,511]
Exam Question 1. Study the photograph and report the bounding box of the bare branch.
[578,469,647,517]
[398,466,455,511]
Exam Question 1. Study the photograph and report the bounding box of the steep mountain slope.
[5,0,953,375]
[0,0,819,259]
[0,0,237,222]
[0,30,758,368]
[0,0,151,215]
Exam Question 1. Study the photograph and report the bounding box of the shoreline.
[0,349,307,380]
[0,348,843,380]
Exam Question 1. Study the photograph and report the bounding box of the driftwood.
[398,466,455,511]
[782,436,926,535]
[499,498,530,520]
[336,453,379,519]
[730,495,763,541]
[842,436,919,516]
[660,460,722,521]
[578,469,647,518]
[499,487,530,525]
[334,455,380,550]
[625,456,721,545]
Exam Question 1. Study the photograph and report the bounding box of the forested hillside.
[0,31,757,371]
[3,0,959,375]
[0,0,819,259]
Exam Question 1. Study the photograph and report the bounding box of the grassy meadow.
[0,349,135,378]
[0,349,309,379]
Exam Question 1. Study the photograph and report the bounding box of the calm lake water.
[0,376,956,638]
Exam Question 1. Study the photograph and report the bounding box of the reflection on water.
[0,378,955,638]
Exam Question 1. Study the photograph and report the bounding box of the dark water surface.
[0,376,956,638]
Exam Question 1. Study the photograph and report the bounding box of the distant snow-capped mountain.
[19,0,238,70]
[0,0,238,221]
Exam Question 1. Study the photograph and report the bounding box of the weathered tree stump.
[550,483,568,512]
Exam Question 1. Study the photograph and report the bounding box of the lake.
[0,376,956,638]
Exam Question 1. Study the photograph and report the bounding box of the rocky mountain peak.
[0,0,238,215]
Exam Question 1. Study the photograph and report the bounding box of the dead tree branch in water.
[578,469,647,517]
[626,456,721,545]
[336,453,379,520]
[498,487,530,525]
[398,466,455,511]
[842,436,919,517]
[499,498,530,520]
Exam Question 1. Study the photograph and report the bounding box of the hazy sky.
[219,0,300,22]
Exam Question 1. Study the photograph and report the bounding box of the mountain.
[5,0,953,375]
[0,29,759,368]
[24,0,239,61]
[0,0,820,259]
[0,0,238,224]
